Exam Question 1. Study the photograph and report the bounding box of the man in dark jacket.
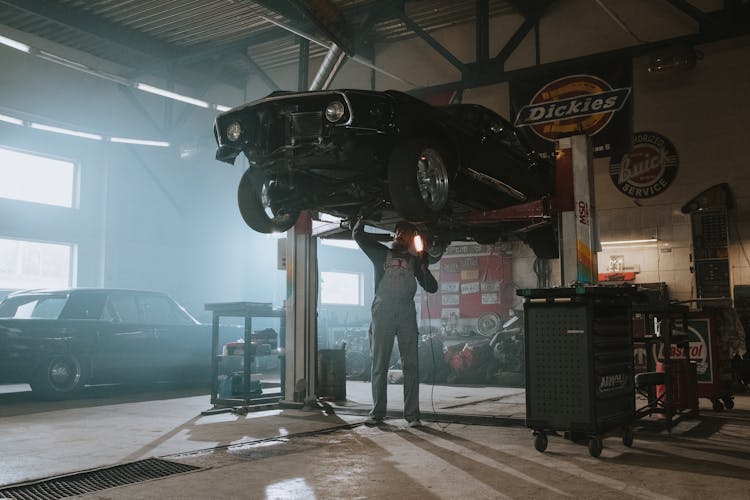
[353,219,438,427]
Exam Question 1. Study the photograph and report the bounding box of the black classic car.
[0,289,238,399]
[214,89,557,257]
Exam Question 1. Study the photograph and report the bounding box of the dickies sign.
[510,62,633,161]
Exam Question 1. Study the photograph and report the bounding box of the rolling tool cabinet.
[518,286,636,457]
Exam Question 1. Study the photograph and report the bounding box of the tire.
[712,399,725,412]
[534,432,548,453]
[388,140,451,222]
[30,355,89,400]
[588,437,603,458]
[723,397,735,410]
[237,168,298,233]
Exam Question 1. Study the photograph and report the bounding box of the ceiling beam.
[245,54,280,91]
[476,0,490,62]
[664,0,707,25]
[505,0,556,19]
[0,0,176,61]
[0,0,249,91]
[495,17,537,63]
[411,13,750,98]
[394,9,468,76]
[139,28,288,73]
[252,0,352,54]
[495,1,554,63]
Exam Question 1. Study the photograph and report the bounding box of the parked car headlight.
[226,121,242,141]
[325,101,345,122]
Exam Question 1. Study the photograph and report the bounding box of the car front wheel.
[388,140,451,222]
[238,168,299,233]
[31,355,89,399]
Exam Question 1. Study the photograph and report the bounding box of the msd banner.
[510,62,633,161]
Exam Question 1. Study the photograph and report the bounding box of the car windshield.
[0,294,70,319]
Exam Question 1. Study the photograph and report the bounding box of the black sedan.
[214,89,557,257]
[0,289,240,399]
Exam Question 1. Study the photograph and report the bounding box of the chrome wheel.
[48,356,82,392]
[31,355,89,399]
[416,148,449,211]
[260,180,294,226]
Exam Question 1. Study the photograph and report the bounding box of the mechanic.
[353,218,438,427]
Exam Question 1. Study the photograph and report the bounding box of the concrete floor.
[1,383,750,499]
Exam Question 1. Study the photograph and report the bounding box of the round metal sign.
[609,131,679,198]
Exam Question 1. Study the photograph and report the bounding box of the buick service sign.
[610,131,679,198]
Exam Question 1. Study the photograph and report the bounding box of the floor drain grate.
[0,457,200,499]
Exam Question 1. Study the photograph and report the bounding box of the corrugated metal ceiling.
[0,0,515,73]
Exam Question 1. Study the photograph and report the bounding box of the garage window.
[0,238,76,289]
[0,146,77,208]
[320,271,363,305]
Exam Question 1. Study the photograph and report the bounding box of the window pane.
[320,271,362,305]
[0,147,75,207]
[138,295,178,324]
[0,238,74,289]
[104,293,139,323]
[59,292,107,320]
[0,294,68,318]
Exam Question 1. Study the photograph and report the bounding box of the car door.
[476,110,553,200]
[135,293,208,382]
[95,292,158,383]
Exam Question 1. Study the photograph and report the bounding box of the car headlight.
[226,121,242,142]
[325,101,345,122]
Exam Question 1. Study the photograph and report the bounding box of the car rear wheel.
[388,140,451,222]
[31,355,89,399]
[238,168,299,233]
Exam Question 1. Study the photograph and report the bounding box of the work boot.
[364,416,385,427]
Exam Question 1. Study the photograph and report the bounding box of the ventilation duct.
[309,44,346,91]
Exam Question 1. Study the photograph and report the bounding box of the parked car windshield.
[0,294,69,319]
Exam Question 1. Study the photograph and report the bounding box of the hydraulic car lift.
[280,134,599,407]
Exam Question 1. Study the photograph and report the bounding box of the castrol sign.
[651,318,712,383]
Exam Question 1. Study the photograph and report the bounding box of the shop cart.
[518,286,636,457]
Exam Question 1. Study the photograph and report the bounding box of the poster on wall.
[418,242,513,321]
[510,61,633,161]
[609,131,679,199]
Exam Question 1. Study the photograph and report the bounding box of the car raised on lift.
[214,89,557,258]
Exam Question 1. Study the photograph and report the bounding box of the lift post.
[556,134,598,285]
[282,213,319,406]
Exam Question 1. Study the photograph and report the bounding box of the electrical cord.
[424,291,450,431]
